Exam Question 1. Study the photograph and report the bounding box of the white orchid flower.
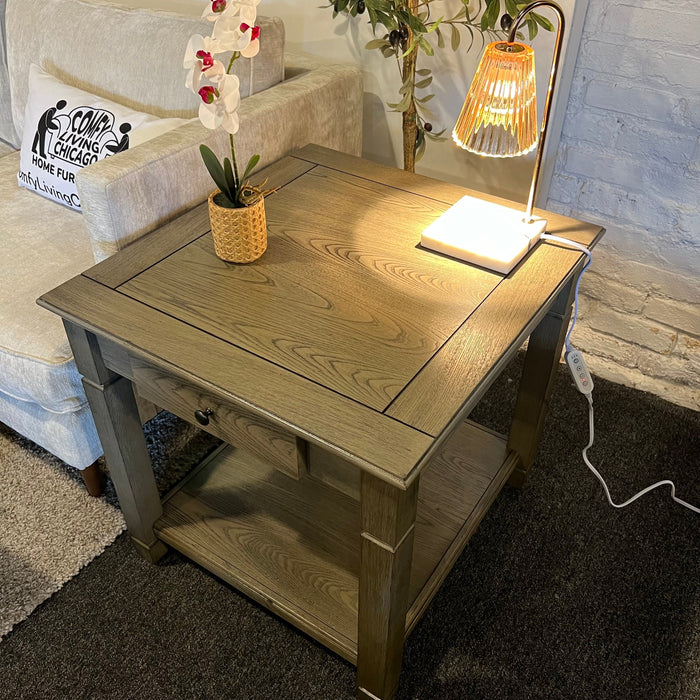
[239,23,261,58]
[183,34,224,91]
[211,15,257,55]
[198,73,241,135]
[201,0,236,22]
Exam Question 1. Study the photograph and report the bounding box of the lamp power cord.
[538,232,699,515]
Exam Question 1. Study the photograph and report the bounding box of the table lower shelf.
[154,420,514,664]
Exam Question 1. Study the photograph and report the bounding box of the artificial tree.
[325,0,552,172]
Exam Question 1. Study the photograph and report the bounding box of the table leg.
[507,275,577,487]
[64,321,167,563]
[357,473,418,700]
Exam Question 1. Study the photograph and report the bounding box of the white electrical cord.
[583,393,699,514]
[539,232,699,515]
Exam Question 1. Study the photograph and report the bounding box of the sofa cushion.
[0,150,95,413]
[6,0,285,141]
[18,64,190,211]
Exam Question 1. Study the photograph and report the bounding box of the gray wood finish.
[154,418,510,671]
[131,357,306,480]
[507,275,578,486]
[38,146,606,700]
[118,166,497,411]
[83,156,316,290]
[63,321,166,562]
[40,275,433,488]
[358,474,418,700]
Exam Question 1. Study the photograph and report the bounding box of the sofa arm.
[76,55,362,263]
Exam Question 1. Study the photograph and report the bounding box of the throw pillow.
[18,64,189,211]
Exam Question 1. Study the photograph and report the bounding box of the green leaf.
[386,91,412,112]
[365,38,389,50]
[200,145,230,201]
[223,157,237,203]
[403,10,427,34]
[381,45,396,58]
[416,93,435,103]
[416,68,431,76]
[532,11,554,31]
[242,153,260,183]
[481,0,500,30]
[414,76,433,89]
[435,26,445,49]
[451,23,460,51]
[505,0,518,17]
[417,35,434,56]
[414,129,426,161]
[526,16,537,40]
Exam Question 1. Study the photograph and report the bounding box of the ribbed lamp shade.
[453,42,538,158]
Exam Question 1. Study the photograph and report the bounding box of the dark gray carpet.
[0,356,698,700]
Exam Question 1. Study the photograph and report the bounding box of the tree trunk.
[401,0,420,173]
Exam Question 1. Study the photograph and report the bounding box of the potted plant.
[184,0,269,263]
[324,0,552,172]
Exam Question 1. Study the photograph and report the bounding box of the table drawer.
[132,359,305,480]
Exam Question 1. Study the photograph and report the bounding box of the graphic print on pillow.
[18,65,188,211]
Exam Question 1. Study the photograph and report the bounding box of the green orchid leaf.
[223,157,238,203]
[242,153,260,183]
[200,145,230,200]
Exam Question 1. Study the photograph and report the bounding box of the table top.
[40,145,604,489]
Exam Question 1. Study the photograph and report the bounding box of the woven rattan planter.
[208,192,267,263]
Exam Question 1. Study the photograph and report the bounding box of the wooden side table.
[39,145,604,699]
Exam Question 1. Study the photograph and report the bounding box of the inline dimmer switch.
[565,349,594,395]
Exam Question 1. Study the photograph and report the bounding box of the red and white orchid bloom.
[239,23,261,58]
[183,34,224,91]
[201,0,235,22]
[197,73,241,135]
[211,17,259,56]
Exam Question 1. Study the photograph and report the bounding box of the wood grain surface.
[39,275,433,487]
[154,418,509,662]
[386,242,601,438]
[131,357,306,480]
[84,156,316,289]
[118,165,498,411]
[155,444,361,661]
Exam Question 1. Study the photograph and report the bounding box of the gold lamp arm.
[505,1,566,222]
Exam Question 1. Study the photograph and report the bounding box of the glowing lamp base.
[421,196,546,274]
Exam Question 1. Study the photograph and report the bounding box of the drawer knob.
[194,408,214,426]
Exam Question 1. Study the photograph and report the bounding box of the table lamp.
[421,1,566,274]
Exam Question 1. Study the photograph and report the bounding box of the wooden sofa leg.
[81,461,104,497]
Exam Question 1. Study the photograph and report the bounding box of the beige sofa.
[0,0,362,491]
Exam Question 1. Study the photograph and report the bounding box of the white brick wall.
[548,0,700,410]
